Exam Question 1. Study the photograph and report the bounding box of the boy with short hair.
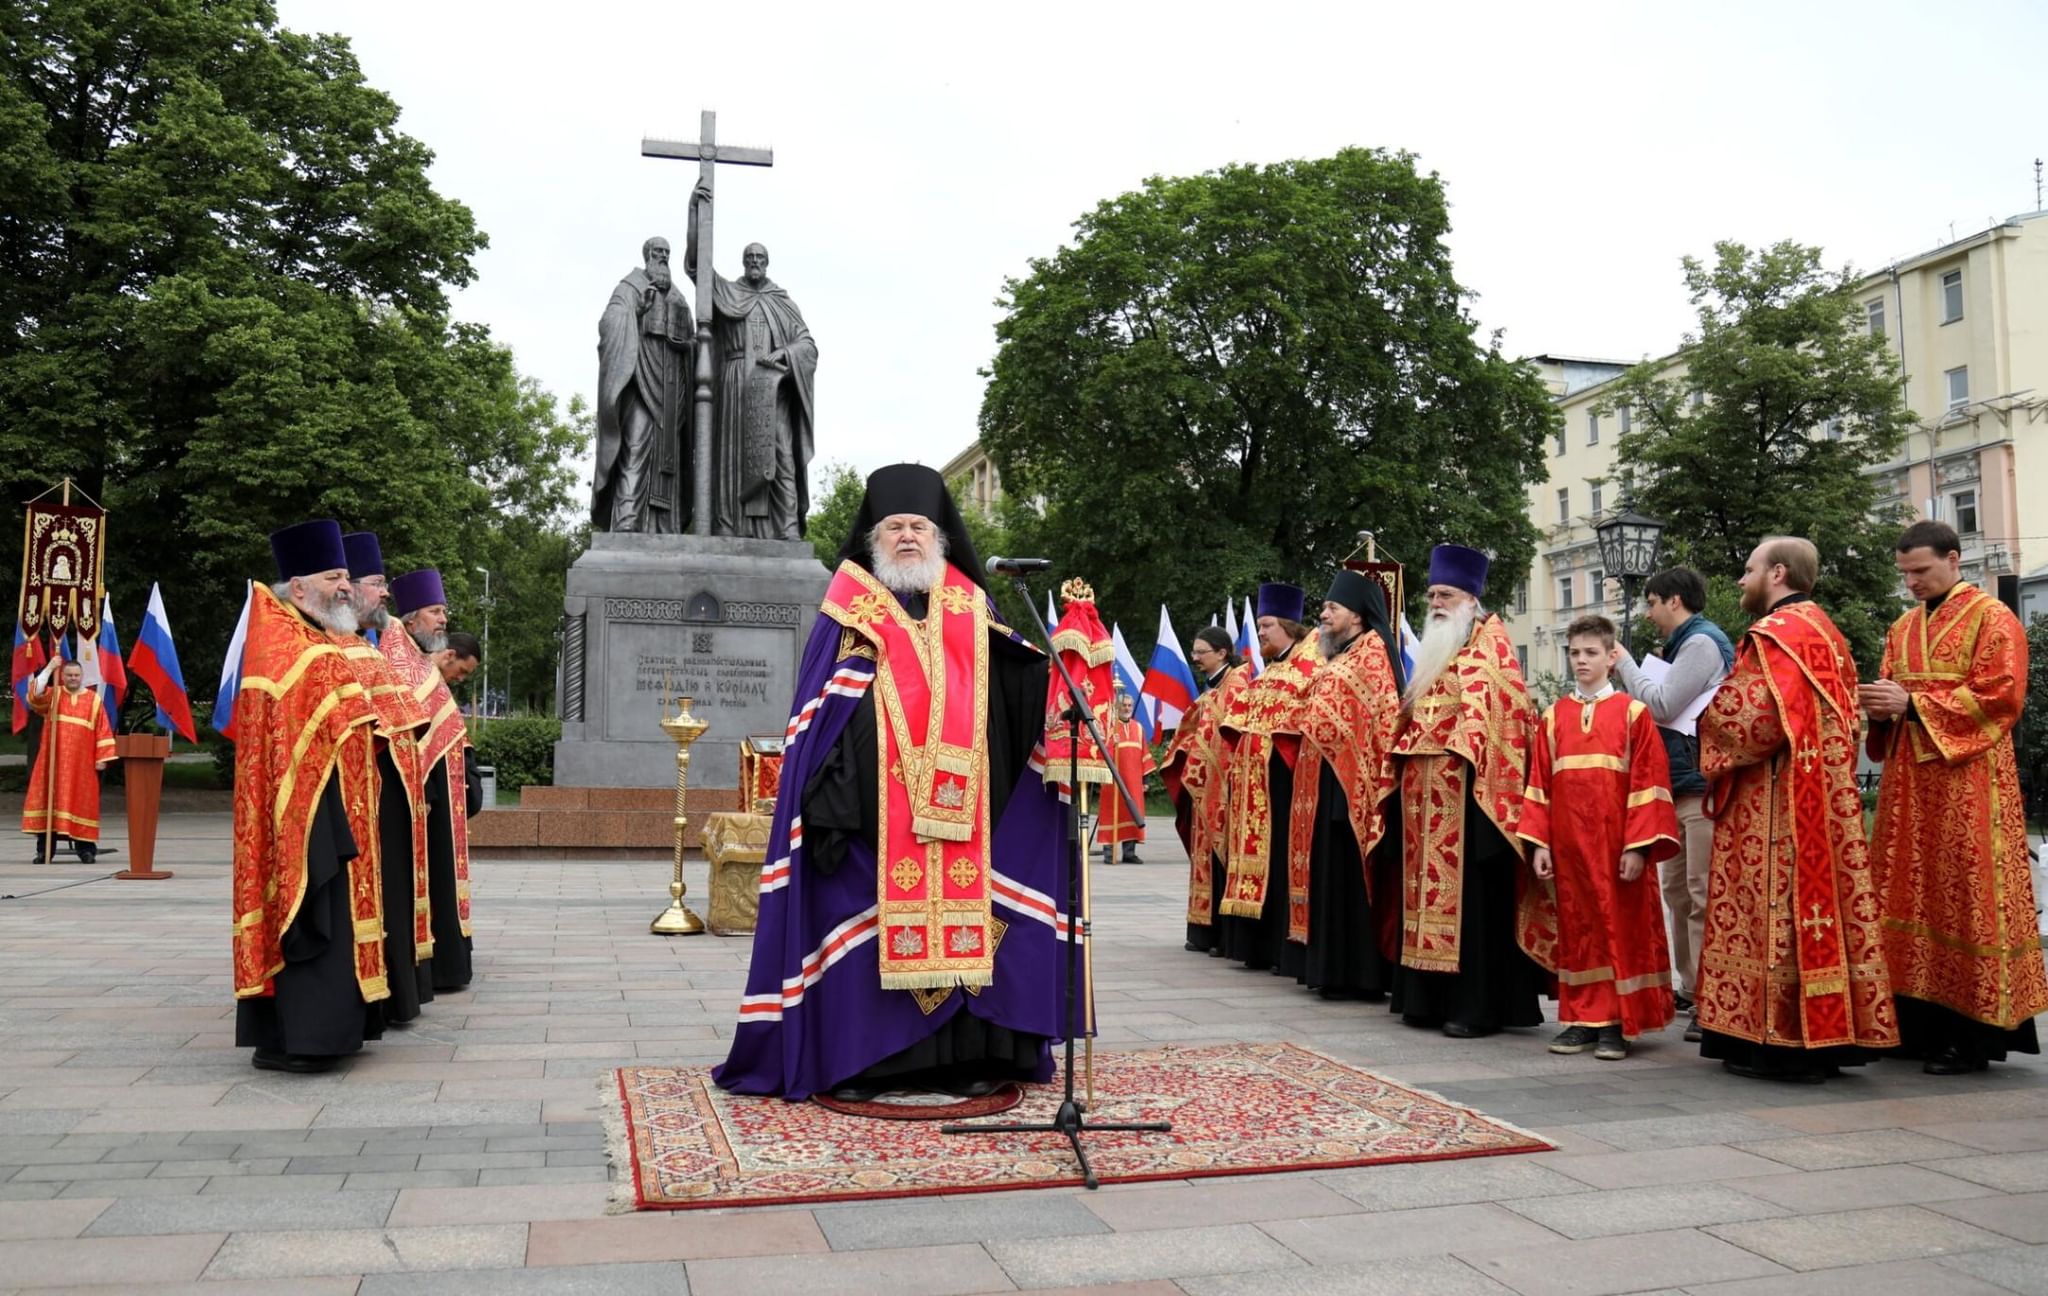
[1519,615,1681,1060]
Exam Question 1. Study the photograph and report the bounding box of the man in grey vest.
[1613,567,1733,1043]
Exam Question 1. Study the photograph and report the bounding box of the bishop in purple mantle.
[713,464,1075,1101]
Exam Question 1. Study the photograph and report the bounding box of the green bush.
[470,714,561,792]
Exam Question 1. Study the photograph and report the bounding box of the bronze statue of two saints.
[592,224,818,539]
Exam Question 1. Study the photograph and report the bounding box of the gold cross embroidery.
[890,857,923,892]
[1800,902,1834,944]
[846,592,892,624]
[932,585,975,616]
[1795,742,1820,774]
[947,857,980,889]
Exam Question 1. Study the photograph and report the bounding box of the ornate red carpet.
[608,1041,1552,1210]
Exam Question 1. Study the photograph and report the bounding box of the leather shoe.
[1442,1021,1495,1039]
[1682,1010,1703,1044]
[1923,1046,1988,1076]
[251,1050,337,1074]
[939,1078,1002,1098]
[828,1082,887,1103]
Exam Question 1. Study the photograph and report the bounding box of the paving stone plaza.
[2,810,2044,1295]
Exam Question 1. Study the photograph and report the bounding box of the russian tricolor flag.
[1398,613,1420,680]
[10,624,49,733]
[208,583,253,742]
[1239,596,1264,676]
[1140,604,1196,731]
[130,582,197,743]
[1108,623,1154,743]
[95,597,127,712]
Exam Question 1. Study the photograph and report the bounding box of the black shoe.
[1923,1046,1989,1076]
[1722,1058,1826,1085]
[828,1082,887,1103]
[1683,1010,1703,1044]
[1401,1013,1442,1030]
[938,1078,1002,1098]
[252,1050,338,1074]
[1121,849,1142,864]
[1442,1021,1495,1039]
[77,849,96,864]
[1594,1026,1629,1061]
[1549,1026,1598,1054]
[1673,992,1695,1013]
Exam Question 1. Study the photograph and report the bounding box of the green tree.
[0,0,586,718]
[1602,241,1913,669]
[979,148,1558,634]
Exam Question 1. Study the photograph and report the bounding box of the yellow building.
[1511,211,2048,682]
[940,440,1003,515]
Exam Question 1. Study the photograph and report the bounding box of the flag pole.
[1080,779,1095,1110]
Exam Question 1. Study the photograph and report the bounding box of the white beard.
[1403,603,1478,708]
[871,550,948,596]
[409,626,447,653]
[312,595,360,637]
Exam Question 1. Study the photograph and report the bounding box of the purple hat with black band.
[391,569,447,615]
[341,531,384,579]
[1255,581,1306,624]
[1428,544,1490,598]
[270,520,348,582]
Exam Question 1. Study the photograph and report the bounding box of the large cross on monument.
[643,110,773,537]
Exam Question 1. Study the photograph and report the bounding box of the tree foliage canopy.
[1603,240,1912,669]
[977,148,1557,631]
[1,0,585,721]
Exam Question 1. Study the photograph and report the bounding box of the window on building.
[1946,366,1970,413]
[1587,410,1599,445]
[1618,404,1632,434]
[1590,483,1604,516]
[1556,487,1570,525]
[1514,582,1528,614]
[1553,428,1565,456]
[1589,569,1606,608]
[1823,416,1844,440]
[1866,298,1886,337]
[1953,490,1979,535]
[1558,575,1575,612]
[1689,389,1704,409]
[1941,270,1964,324]
[1515,644,1529,675]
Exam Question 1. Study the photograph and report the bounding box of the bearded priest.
[1390,545,1552,1039]
[714,464,1070,1102]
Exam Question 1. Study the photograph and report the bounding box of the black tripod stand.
[942,573,1172,1188]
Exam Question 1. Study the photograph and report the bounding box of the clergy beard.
[311,592,358,636]
[1318,627,1358,660]
[409,626,448,654]
[871,550,946,595]
[1403,602,1478,708]
[350,595,389,631]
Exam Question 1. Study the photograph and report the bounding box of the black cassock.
[1388,793,1547,1032]
[235,776,385,1058]
[376,745,432,1025]
[800,591,1054,1091]
[424,757,472,992]
[1296,760,1399,998]
[1217,751,1305,980]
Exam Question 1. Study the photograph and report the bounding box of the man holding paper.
[1613,567,1732,1041]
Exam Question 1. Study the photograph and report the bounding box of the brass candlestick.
[651,692,710,935]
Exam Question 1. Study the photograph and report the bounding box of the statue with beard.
[593,237,695,533]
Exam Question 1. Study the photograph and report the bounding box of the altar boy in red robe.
[1094,688,1155,865]
[1519,614,1681,1060]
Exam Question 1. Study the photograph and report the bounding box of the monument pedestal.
[553,533,828,791]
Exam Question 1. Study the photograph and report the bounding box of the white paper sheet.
[1633,653,1714,738]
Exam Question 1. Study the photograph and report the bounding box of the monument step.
[516,785,734,813]
[469,785,744,858]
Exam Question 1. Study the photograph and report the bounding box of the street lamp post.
[473,566,492,725]
[1593,505,1668,658]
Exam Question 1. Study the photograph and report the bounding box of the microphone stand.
[942,572,1169,1189]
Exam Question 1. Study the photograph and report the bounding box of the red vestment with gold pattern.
[1162,663,1251,935]
[1867,582,2046,1051]
[340,636,434,964]
[1696,598,1897,1057]
[1286,630,1401,946]
[1218,638,1320,920]
[22,685,115,844]
[1519,691,1680,1038]
[1092,716,1154,847]
[231,585,387,1006]
[381,627,473,945]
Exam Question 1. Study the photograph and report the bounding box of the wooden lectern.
[114,733,174,880]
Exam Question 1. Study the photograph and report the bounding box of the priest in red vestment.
[1093,689,1155,865]
[1391,545,1553,1038]
[1697,537,1898,1082]
[1217,583,1321,978]
[233,520,388,1073]
[1162,627,1250,954]
[23,659,116,864]
[1520,615,1679,1060]
[384,568,474,992]
[1861,520,2046,1074]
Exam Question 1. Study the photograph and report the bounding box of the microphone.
[985,555,1053,575]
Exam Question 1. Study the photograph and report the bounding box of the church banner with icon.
[19,500,107,645]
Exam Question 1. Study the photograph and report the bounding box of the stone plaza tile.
[688,1242,1011,1296]
[355,1261,690,1295]
[1498,1182,1789,1239]
[344,1169,483,1191]
[57,1176,207,1199]
[1936,1243,2048,1295]
[526,1210,828,1266]
[49,1280,363,1296]
[1544,1144,1792,1190]
[1908,1117,2048,1152]
[811,1193,1108,1251]
[1728,1127,1980,1170]
[198,1173,348,1196]
[1456,1225,1788,1295]
[1076,1176,1362,1231]
[385,1180,613,1226]
[311,1101,543,1130]
[1926,1190,2048,1244]
[986,1221,1302,1288]
[1922,1149,2048,1193]
[1256,1201,1560,1264]
[1723,1163,1998,1212]
[0,1197,111,1241]
[67,1104,318,1134]
[201,1223,528,1279]
[1682,1257,2017,1295]
[1705,1203,2013,1271]
[82,1188,398,1235]
[1178,1258,1516,1296]
[1313,1154,1591,1211]
[1555,1111,1798,1151]
[0,1233,229,1287]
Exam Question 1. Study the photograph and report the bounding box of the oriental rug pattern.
[608,1041,1551,1211]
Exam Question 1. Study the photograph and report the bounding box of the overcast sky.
[277,0,2048,496]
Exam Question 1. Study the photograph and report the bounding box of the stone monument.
[553,110,828,792]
